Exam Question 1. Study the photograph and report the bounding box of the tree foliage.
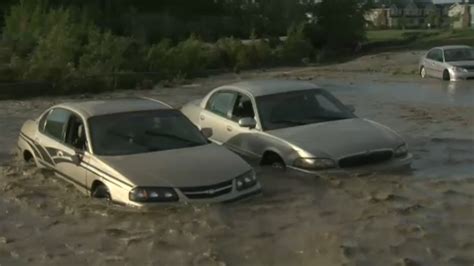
[308,0,371,50]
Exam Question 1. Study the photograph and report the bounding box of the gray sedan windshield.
[89,110,208,156]
[256,89,355,130]
[444,48,474,62]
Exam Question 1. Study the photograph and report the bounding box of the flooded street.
[0,68,473,265]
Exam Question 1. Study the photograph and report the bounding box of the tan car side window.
[43,108,72,142]
[65,114,87,150]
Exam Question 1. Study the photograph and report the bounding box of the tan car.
[17,98,261,207]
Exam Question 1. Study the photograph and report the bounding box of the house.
[448,1,474,28]
[366,0,473,28]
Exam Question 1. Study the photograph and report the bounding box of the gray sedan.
[419,45,474,81]
[181,80,412,176]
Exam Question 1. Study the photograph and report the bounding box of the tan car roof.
[56,98,172,118]
[223,79,321,97]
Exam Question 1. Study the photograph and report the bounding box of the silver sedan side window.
[231,94,255,121]
[427,49,443,62]
[206,91,236,118]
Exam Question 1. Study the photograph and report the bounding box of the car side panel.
[85,156,135,205]
[19,119,49,168]
[423,58,437,78]
[35,131,89,193]
[199,110,234,144]
[181,100,203,128]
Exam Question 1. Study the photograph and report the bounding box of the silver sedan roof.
[55,98,172,118]
[223,79,320,97]
[432,45,472,50]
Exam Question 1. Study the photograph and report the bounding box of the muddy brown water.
[0,70,473,265]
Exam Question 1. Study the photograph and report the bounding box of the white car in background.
[419,45,474,81]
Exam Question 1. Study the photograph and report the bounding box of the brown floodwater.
[0,70,473,265]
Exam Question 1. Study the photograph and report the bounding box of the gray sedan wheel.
[420,66,426,78]
[443,70,450,81]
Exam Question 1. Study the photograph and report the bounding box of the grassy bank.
[365,29,474,51]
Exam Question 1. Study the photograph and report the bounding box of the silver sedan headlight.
[394,144,408,158]
[451,66,468,73]
[129,187,179,202]
[236,170,258,191]
[293,158,336,170]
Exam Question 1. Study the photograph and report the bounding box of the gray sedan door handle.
[226,125,233,132]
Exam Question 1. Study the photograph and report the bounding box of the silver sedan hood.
[98,144,250,187]
[448,61,474,67]
[267,118,403,159]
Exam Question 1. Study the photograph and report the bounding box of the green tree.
[310,0,371,50]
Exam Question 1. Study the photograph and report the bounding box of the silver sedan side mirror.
[238,117,257,128]
[201,128,213,138]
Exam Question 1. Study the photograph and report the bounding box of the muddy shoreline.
[1,51,473,265]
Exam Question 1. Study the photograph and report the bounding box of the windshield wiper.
[307,116,349,122]
[145,130,203,146]
[270,119,308,125]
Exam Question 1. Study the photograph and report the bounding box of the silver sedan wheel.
[420,66,426,78]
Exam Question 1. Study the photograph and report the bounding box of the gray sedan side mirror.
[346,104,355,113]
[238,117,257,128]
[201,128,213,138]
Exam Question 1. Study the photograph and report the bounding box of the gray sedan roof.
[56,98,172,118]
[433,45,472,50]
[224,79,320,97]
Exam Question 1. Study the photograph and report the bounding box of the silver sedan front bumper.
[449,69,474,81]
[288,153,413,178]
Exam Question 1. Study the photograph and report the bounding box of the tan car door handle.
[200,115,205,121]
[226,125,233,132]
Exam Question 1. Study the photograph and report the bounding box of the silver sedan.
[419,45,474,81]
[181,80,412,176]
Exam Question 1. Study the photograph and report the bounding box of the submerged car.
[17,98,261,206]
[419,45,474,81]
[181,80,412,176]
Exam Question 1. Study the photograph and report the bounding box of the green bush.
[213,36,273,71]
[0,0,320,96]
[278,24,313,63]
[146,36,211,78]
[214,37,245,69]
[24,9,81,87]
[145,38,173,77]
[169,35,211,77]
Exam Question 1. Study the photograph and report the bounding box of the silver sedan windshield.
[89,110,208,156]
[256,89,355,131]
[444,48,474,62]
